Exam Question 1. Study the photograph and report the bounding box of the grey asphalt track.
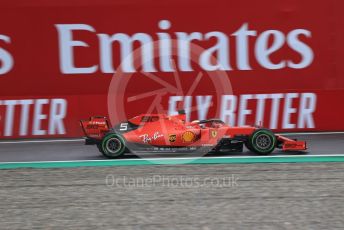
[1,134,344,229]
[0,163,343,229]
[0,134,343,162]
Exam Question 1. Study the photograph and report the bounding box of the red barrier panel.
[0,0,343,138]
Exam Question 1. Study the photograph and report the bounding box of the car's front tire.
[247,129,276,155]
[100,133,126,158]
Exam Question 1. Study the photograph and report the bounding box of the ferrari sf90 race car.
[80,111,307,158]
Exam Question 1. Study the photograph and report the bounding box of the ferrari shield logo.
[211,130,218,138]
[169,134,176,142]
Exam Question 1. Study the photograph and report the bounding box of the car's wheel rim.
[106,138,122,155]
[255,134,272,150]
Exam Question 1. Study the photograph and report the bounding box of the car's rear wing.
[80,116,111,140]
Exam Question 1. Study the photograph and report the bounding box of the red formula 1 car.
[80,111,307,158]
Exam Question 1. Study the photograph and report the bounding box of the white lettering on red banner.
[55,21,314,74]
[168,93,317,129]
[0,98,67,137]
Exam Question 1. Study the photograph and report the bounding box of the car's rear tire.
[248,129,276,155]
[100,133,126,158]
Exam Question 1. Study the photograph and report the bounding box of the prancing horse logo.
[211,130,217,138]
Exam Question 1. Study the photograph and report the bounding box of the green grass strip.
[0,155,344,169]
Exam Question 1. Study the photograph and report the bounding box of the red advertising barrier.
[0,0,343,138]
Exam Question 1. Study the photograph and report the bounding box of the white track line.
[0,139,84,144]
[1,154,344,165]
[0,131,343,144]
[279,131,344,135]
